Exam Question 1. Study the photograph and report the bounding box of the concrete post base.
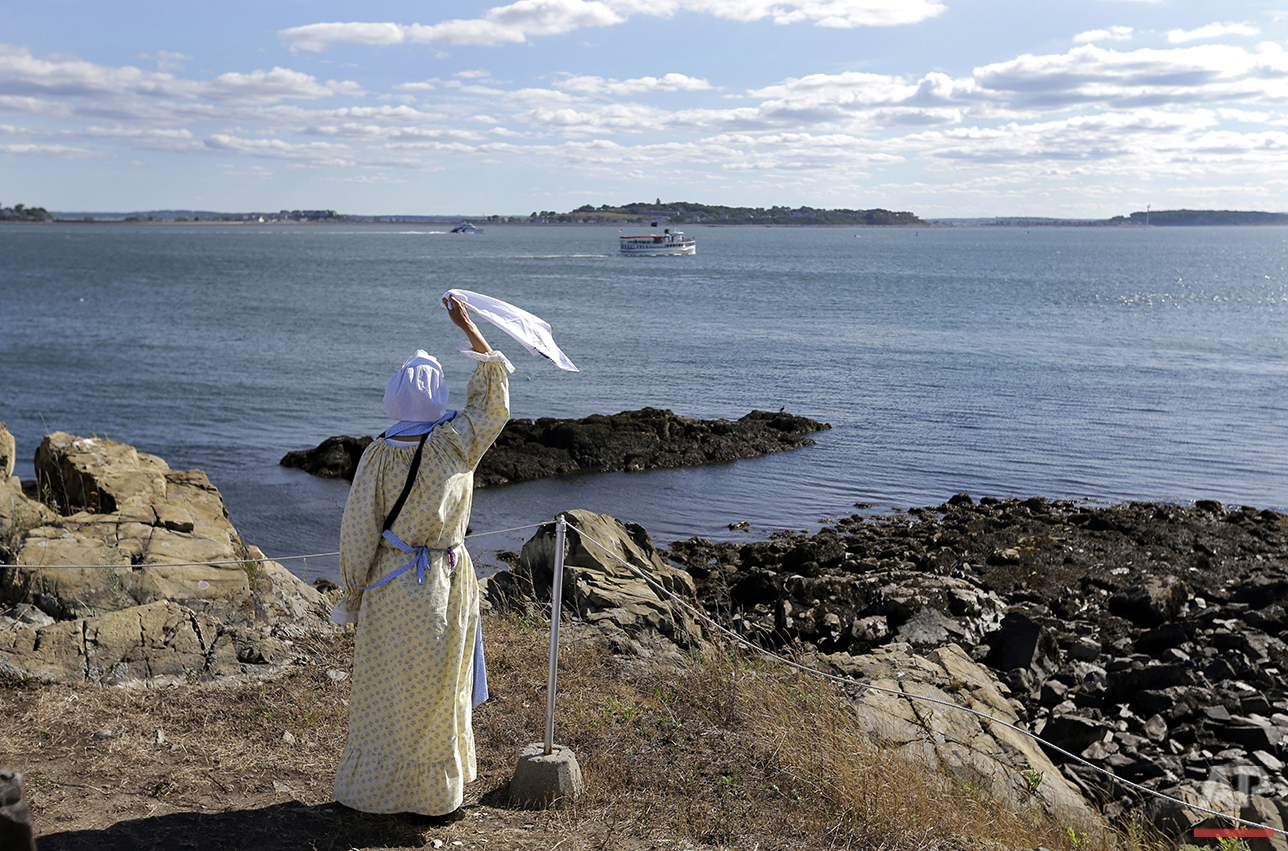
[509,742,584,809]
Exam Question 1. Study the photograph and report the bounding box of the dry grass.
[0,613,1169,850]
[479,613,1158,851]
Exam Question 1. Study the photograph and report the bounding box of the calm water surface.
[2,224,1285,581]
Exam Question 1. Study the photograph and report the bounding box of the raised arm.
[443,294,491,354]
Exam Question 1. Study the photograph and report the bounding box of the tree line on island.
[544,200,925,226]
[1106,209,1288,227]
[7,199,1288,227]
[0,203,52,222]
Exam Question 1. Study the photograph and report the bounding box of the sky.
[3,0,1288,218]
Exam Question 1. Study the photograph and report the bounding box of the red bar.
[1193,829,1275,838]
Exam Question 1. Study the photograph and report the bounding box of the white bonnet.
[383,350,449,423]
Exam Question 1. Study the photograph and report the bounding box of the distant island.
[0,203,52,222]
[1106,209,1288,227]
[6,200,1288,227]
[541,200,925,226]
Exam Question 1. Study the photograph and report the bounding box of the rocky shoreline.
[664,495,1288,836]
[6,419,1288,842]
[1,425,332,685]
[280,407,830,485]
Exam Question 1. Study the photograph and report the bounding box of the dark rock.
[1108,577,1188,626]
[1222,722,1281,752]
[1040,679,1069,707]
[1131,689,1176,717]
[660,495,1288,834]
[1136,622,1192,652]
[0,769,35,851]
[283,409,830,485]
[1063,635,1102,662]
[279,435,372,480]
[1039,715,1111,760]
[478,408,830,486]
[1241,693,1274,716]
[1245,605,1286,633]
[983,611,1060,676]
[1106,664,1195,700]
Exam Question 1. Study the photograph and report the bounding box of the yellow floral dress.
[333,352,510,816]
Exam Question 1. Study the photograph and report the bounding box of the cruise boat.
[618,227,696,256]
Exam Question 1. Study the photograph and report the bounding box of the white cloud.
[558,73,714,95]
[0,142,98,158]
[1216,107,1273,122]
[204,68,361,103]
[1167,22,1260,43]
[0,46,359,105]
[320,105,444,122]
[518,101,665,133]
[281,1,627,51]
[969,43,1288,112]
[677,0,946,28]
[0,94,69,116]
[279,0,945,51]
[395,79,443,92]
[204,133,353,164]
[82,126,202,151]
[157,51,192,72]
[9,12,1288,212]
[279,22,410,52]
[1073,26,1133,44]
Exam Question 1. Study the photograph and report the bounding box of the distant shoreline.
[9,218,1288,229]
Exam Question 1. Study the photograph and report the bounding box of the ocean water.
[2,223,1285,582]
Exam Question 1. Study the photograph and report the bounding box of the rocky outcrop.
[281,408,830,483]
[0,769,35,851]
[477,408,830,487]
[0,423,53,566]
[279,434,372,480]
[1,430,332,685]
[487,509,705,662]
[666,495,1288,841]
[0,423,14,481]
[490,508,1106,827]
[829,642,1101,826]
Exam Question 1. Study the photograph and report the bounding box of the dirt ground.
[1,621,700,851]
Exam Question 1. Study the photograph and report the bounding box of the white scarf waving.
[442,289,579,372]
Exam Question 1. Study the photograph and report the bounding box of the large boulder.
[279,435,372,481]
[825,642,1103,828]
[0,422,14,480]
[1,424,56,560]
[2,430,332,684]
[489,509,704,656]
[0,769,35,851]
[34,432,171,515]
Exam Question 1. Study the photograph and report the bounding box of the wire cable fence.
[5,522,548,572]
[4,513,1283,837]
[558,516,1288,840]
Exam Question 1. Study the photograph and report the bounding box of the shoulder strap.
[382,432,429,533]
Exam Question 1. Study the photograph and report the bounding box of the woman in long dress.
[331,296,511,821]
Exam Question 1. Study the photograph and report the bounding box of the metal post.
[543,516,566,755]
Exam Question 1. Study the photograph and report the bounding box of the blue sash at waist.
[357,530,459,590]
